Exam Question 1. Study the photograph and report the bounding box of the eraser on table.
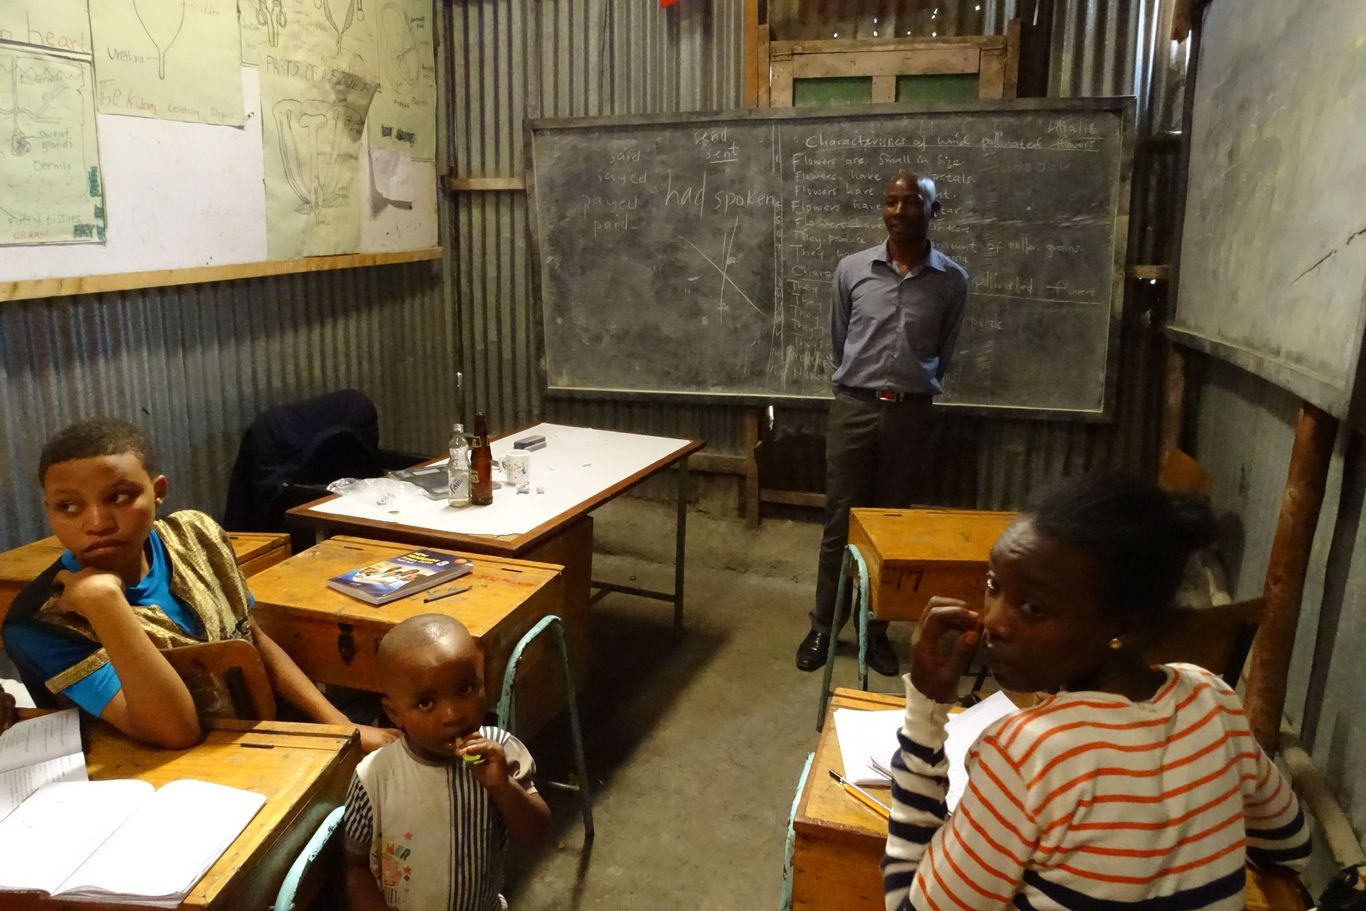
[513,434,546,450]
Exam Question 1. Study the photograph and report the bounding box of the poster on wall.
[260,67,376,258]
[0,46,106,245]
[0,0,93,57]
[90,0,245,125]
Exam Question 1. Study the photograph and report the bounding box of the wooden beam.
[1130,264,1170,281]
[744,407,762,528]
[789,47,980,78]
[0,247,444,304]
[1246,401,1338,754]
[758,24,771,107]
[871,75,896,103]
[686,452,748,476]
[979,46,1005,98]
[1003,18,1021,99]
[775,36,1006,56]
[1158,341,1187,467]
[760,488,824,508]
[444,176,526,192]
[744,0,762,107]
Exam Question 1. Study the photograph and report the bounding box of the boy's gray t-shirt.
[344,726,537,911]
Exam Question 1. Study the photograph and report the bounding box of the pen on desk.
[828,769,891,819]
[424,584,473,603]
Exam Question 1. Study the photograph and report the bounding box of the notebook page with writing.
[0,779,153,895]
[0,709,88,821]
[56,778,266,905]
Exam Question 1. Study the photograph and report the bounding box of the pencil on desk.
[828,768,891,820]
[424,584,473,603]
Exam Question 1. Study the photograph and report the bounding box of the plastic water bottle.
[448,423,471,508]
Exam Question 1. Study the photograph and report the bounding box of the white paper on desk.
[945,691,1019,812]
[312,423,692,537]
[0,708,87,821]
[0,779,152,895]
[833,707,903,787]
[56,779,266,905]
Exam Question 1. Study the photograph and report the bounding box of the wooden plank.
[443,176,526,192]
[758,24,771,107]
[790,47,980,78]
[759,488,824,508]
[1003,17,1022,99]
[979,46,1004,98]
[1247,402,1338,753]
[688,451,747,476]
[770,56,794,107]
[744,408,762,528]
[776,36,1004,56]
[870,75,896,103]
[0,248,443,304]
[744,0,762,107]
[1130,263,1170,281]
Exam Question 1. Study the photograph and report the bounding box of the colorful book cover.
[327,550,473,605]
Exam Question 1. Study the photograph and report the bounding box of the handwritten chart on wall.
[1172,0,1366,418]
[0,0,438,294]
[529,100,1132,418]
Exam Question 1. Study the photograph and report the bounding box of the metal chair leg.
[816,548,853,730]
[497,615,595,841]
[779,752,816,911]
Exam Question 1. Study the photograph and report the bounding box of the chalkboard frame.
[526,97,1135,421]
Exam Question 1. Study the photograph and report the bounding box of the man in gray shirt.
[796,171,969,676]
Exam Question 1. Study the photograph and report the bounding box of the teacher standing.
[796,172,969,676]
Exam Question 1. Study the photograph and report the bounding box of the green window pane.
[896,74,980,104]
[793,76,872,107]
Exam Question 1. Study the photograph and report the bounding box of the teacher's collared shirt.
[830,241,969,396]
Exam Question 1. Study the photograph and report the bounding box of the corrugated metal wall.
[0,262,451,548]
[447,0,1183,510]
[0,1,1181,549]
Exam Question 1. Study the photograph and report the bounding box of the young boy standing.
[3,418,397,751]
[344,614,550,911]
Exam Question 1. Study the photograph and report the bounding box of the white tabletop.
[310,423,693,537]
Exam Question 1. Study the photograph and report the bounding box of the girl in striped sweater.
[883,474,1310,911]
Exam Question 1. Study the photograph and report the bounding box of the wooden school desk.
[7,716,359,911]
[247,536,564,729]
[847,508,1017,620]
[0,531,290,646]
[793,689,1310,911]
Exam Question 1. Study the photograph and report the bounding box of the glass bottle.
[448,422,471,508]
[470,412,493,506]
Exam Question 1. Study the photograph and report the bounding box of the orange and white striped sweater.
[882,664,1310,911]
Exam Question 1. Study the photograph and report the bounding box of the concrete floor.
[506,496,910,910]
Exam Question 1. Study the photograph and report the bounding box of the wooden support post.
[744,407,762,529]
[1158,340,1186,467]
[744,0,762,107]
[1246,402,1338,754]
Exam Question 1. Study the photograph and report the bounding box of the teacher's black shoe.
[864,631,900,677]
[795,629,831,672]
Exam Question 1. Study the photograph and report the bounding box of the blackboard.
[528,98,1133,419]
[1171,0,1366,419]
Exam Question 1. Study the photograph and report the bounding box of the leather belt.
[836,385,927,403]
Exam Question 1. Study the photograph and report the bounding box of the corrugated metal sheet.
[0,262,451,549]
[448,0,1182,510]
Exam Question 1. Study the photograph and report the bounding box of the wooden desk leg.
[674,456,690,628]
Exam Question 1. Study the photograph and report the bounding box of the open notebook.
[0,712,266,906]
[834,691,1020,811]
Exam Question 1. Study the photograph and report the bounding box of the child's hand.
[0,691,15,734]
[457,732,513,791]
[53,568,129,620]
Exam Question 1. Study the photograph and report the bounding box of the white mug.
[502,450,532,494]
